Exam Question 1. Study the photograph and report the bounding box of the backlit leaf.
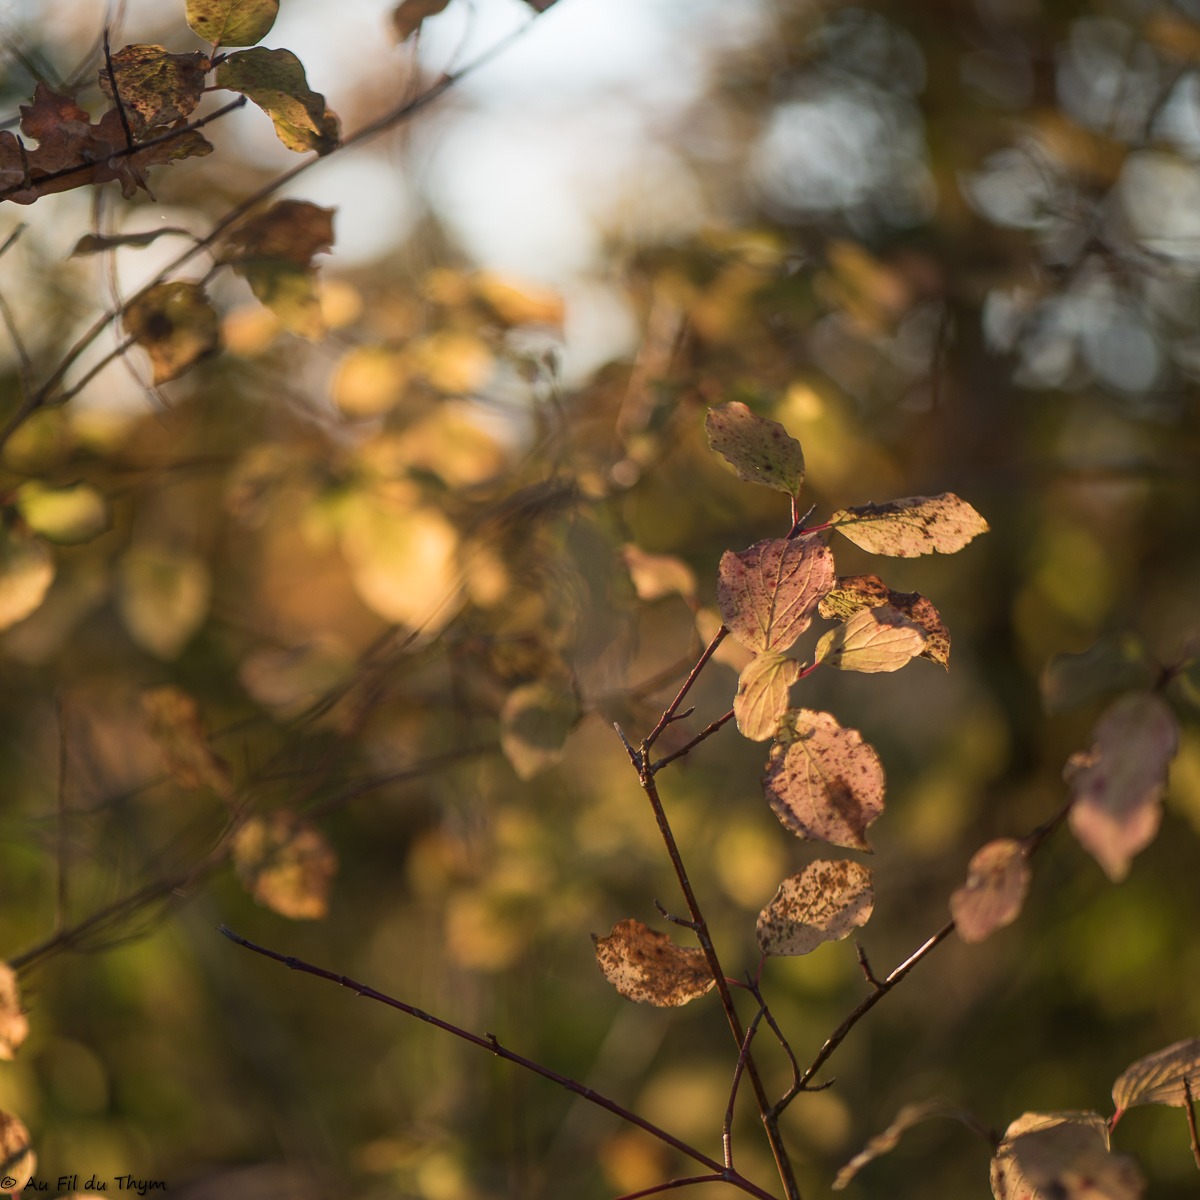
[233,811,336,920]
[1113,1038,1200,1116]
[950,838,1030,943]
[717,535,834,653]
[215,48,339,155]
[620,544,696,603]
[735,652,800,742]
[0,1110,34,1193]
[239,640,353,718]
[0,965,28,1061]
[391,0,452,42]
[1041,635,1155,715]
[15,481,108,544]
[116,547,211,659]
[141,685,233,798]
[816,605,927,673]
[99,45,208,135]
[592,919,714,1007]
[762,709,885,851]
[989,1111,1144,1200]
[0,526,54,632]
[705,401,805,497]
[756,859,873,956]
[331,346,408,417]
[473,270,565,326]
[819,573,950,666]
[834,1101,970,1190]
[187,0,279,46]
[1066,692,1178,882]
[830,493,988,557]
[123,281,219,384]
[500,682,581,780]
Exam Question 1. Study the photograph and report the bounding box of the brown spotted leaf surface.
[705,401,805,497]
[819,573,950,666]
[592,919,715,1007]
[756,859,874,956]
[123,281,220,383]
[233,811,337,920]
[717,535,834,654]
[815,604,927,673]
[734,652,800,742]
[950,838,1030,944]
[762,709,885,850]
[99,45,209,135]
[0,965,28,1061]
[1112,1037,1200,1117]
[830,493,988,557]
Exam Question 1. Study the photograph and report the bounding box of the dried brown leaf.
[819,573,950,666]
[99,45,208,136]
[756,859,873,956]
[233,811,337,920]
[141,685,233,798]
[831,492,988,557]
[592,919,715,1007]
[391,0,452,42]
[123,281,219,383]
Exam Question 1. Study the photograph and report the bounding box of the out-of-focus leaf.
[123,281,219,383]
[819,573,950,666]
[620,544,696,603]
[592,919,714,1007]
[1066,692,1178,882]
[116,547,211,660]
[15,481,108,544]
[214,48,339,155]
[0,965,28,1061]
[989,1111,1144,1200]
[239,640,353,718]
[187,0,279,47]
[950,838,1030,943]
[407,330,494,394]
[834,1101,970,1190]
[71,228,194,255]
[705,401,805,497]
[391,0,452,42]
[233,811,336,920]
[473,270,564,326]
[0,1110,35,1193]
[98,44,208,135]
[717,535,834,653]
[1041,635,1155,714]
[756,859,873,956]
[331,346,408,417]
[762,709,885,851]
[141,685,232,798]
[734,652,800,742]
[815,604,927,673]
[1113,1037,1200,1117]
[830,493,989,557]
[0,526,54,632]
[500,682,581,780]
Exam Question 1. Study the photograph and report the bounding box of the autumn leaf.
[187,0,279,47]
[756,859,874,956]
[834,1101,972,1190]
[71,228,194,255]
[15,481,109,544]
[734,652,800,742]
[0,965,28,1061]
[950,838,1030,943]
[717,535,834,653]
[705,401,806,497]
[830,493,989,557]
[500,682,581,780]
[116,547,211,659]
[215,48,339,155]
[1112,1037,1200,1118]
[762,709,885,850]
[1040,634,1155,714]
[0,1110,35,1193]
[99,45,208,136]
[233,811,337,920]
[0,525,54,632]
[620,544,696,603]
[819,573,950,666]
[592,919,715,1007]
[815,605,927,673]
[239,640,353,718]
[123,281,220,383]
[141,685,233,798]
[1066,692,1179,882]
[391,0,452,42]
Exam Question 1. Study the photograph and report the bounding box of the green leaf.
[123,281,220,384]
[762,709,885,851]
[391,0,452,43]
[716,535,834,654]
[815,605,927,673]
[734,652,800,742]
[830,492,989,557]
[215,48,339,155]
[500,682,581,780]
[14,481,109,544]
[705,401,805,497]
[949,838,1030,944]
[98,44,209,135]
[0,525,54,632]
[1041,634,1155,714]
[1113,1038,1200,1116]
[187,0,279,47]
[819,573,950,666]
[592,919,714,1007]
[756,859,874,956]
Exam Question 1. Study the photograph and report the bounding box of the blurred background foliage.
[1,0,1199,1198]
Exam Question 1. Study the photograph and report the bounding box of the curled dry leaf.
[989,1111,1144,1200]
[819,573,950,666]
[186,0,280,47]
[815,605,927,673]
[141,685,232,798]
[592,919,715,1007]
[620,544,696,603]
[756,859,874,957]
[735,652,800,742]
[717,535,834,654]
[1112,1037,1200,1117]
[499,682,581,780]
[233,811,337,920]
[705,401,806,497]
[0,965,29,1061]
[830,492,989,557]
[0,1109,35,1193]
[950,838,1030,944]
[0,525,54,632]
[99,45,208,136]
[1066,692,1179,882]
[123,281,220,383]
[762,709,885,851]
[834,1100,969,1190]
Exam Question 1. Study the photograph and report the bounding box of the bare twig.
[650,708,735,773]
[102,29,135,151]
[724,1007,766,1168]
[1185,1077,1200,1171]
[642,627,728,754]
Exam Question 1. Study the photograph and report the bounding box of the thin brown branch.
[650,709,735,773]
[613,1176,726,1200]
[642,627,728,754]
[102,28,135,151]
[724,1006,766,1169]
[1185,1077,1200,1171]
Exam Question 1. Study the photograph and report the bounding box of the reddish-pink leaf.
[592,919,715,1007]
[830,493,988,557]
[1066,692,1178,882]
[950,838,1030,943]
[734,652,800,742]
[756,859,874,956]
[705,401,805,497]
[1112,1037,1200,1116]
[717,535,834,654]
[762,709,885,851]
[819,573,951,666]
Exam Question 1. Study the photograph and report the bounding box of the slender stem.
[102,29,136,151]
[218,927,781,1200]
[614,1176,725,1200]
[724,1007,766,1168]
[651,709,735,773]
[1185,1078,1200,1171]
[642,628,727,754]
